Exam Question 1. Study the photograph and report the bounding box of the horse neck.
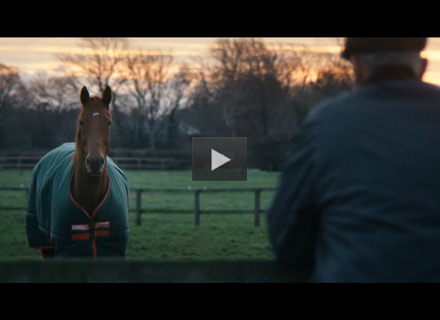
[72,151,109,216]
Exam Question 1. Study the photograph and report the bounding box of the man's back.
[268,79,440,282]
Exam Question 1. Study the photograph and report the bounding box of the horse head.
[76,86,113,176]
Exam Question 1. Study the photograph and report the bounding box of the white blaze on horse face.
[92,112,100,118]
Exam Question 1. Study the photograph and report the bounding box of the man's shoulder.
[306,90,355,123]
[307,80,440,123]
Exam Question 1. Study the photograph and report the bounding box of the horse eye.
[79,120,83,126]
[108,121,112,127]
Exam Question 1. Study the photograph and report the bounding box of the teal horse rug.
[26,143,129,258]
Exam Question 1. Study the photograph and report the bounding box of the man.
[267,38,440,282]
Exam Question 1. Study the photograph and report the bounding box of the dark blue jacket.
[267,79,440,282]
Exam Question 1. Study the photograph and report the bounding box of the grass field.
[0,169,280,261]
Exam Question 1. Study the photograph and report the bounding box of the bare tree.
[208,38,294,138]
[0,63,27,145]
[295,51,353,121]
[163,66,192,147]
[29,73,79,110]
[184,38,354,170]
[209,39,250,136]
[0,63,24,107]
[123,50,174,149]
[56,38,129,95]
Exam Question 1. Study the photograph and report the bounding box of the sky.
[1,37,440,85]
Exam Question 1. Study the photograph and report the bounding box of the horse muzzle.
[85,155,105,176]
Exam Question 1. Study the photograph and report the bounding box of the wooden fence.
[0,187,275,226]
[0,156,188,170]
[133,188,275,226]
[0,156,42,169]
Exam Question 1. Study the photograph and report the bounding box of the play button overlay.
[192,137,247,181]
[211,149,231,171]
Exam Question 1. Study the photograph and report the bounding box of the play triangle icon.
[211,148,231,171]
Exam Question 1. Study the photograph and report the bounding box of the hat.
[341,38,427,60]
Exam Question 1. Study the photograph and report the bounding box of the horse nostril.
[85,156,104,173]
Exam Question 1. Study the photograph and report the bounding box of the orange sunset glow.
[1,37,440,85]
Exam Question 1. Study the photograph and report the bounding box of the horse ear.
[102,86,112,107]
[80,86,90,106]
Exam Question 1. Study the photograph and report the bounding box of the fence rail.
[133,187,275,226]
[0,156,41,169]
[0,187,275,226]
[0,156,188,170]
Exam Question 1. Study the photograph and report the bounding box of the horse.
[26,86,129,259]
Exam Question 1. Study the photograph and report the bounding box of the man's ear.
[350,55,367,88]
[102,86,112,107]
[420,58,428,80]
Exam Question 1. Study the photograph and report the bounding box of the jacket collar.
[365,65,418,85]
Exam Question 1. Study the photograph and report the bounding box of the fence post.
[194,190,201,227]
[254,188,261,227]
[136,189,142,226]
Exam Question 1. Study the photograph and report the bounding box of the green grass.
[0,169,280,261]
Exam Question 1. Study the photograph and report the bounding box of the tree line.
[0,38,353,170]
